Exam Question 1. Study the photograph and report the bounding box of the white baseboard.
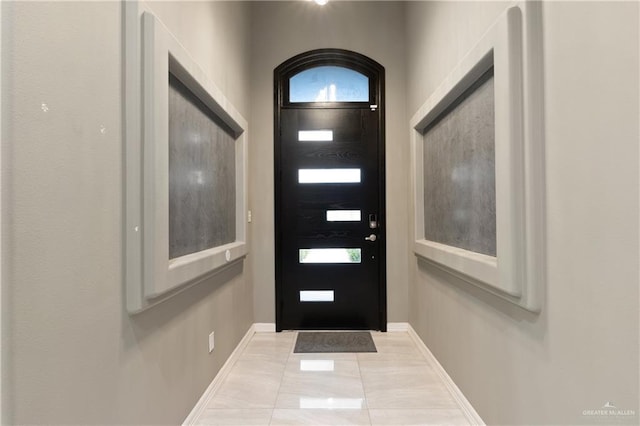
[253,322,276,332]
[182,324,258,425]
[407,325,485,425]
[386,322,410,332]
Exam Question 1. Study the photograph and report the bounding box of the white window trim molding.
[125,3,248,313]
[410,2,545,312]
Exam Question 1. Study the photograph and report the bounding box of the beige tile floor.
[194,331,472,426]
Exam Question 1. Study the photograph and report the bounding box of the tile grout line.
[406,326,483,425]
[199,330,470,425]
[363,331,465,424]
[183,325,257,425]
[268,330,297,425]
[355,334,374,426]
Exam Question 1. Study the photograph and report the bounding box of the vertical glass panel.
[300,290,334,302]
[326,210,361,222]
[423,70,496,256]
[168,73,236,260]
[298,130,333,142]
[298,169,361,184]
[290,66,369,103]
[299,248,362,264]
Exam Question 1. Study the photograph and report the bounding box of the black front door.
[274,49,386,331]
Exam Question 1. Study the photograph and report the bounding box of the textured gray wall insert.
[423,73,496,256]
[168,74,236,259]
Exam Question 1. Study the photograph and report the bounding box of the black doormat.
[294,332,377,353]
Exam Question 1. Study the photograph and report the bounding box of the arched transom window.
[289,65,369,103]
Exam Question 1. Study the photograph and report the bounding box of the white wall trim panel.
[407,325,485,426]
[410,2,545,312]
[181,324,256,426]
[124,3,249,312]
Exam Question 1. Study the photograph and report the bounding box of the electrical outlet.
[208,332,215,353]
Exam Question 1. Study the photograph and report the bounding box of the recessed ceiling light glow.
[314,0,328,5]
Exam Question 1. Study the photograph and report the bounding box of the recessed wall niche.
[168,73,236,259]
[124,6,248,313]
[410,2,545,312]
[422,69,497,257]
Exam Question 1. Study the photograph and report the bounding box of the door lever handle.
[365,234,377,242]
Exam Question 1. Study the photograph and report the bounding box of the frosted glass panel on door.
[298,130,333,142]
[290,66,369,103]
[326,210,361,222]
[300,290,334,302]
[299,248,362,264]
[298,169,361,184]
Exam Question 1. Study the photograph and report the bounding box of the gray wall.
[407,1,639,424]
[248,1,410,324]
[2,1,253,424]
[3,1,638,425]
